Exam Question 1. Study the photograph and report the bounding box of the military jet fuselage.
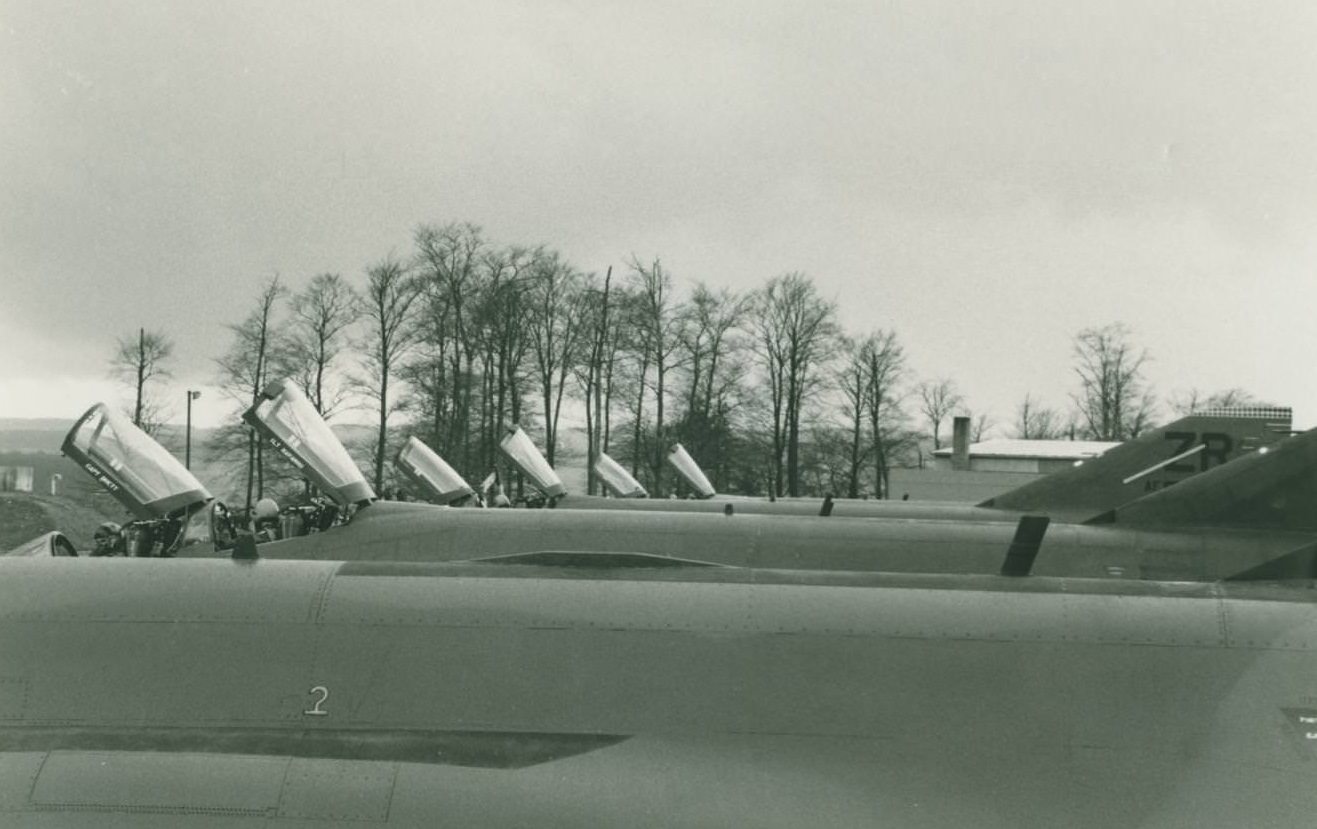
[46,383,1317,584]
[0,556,1314,827]
[209,497,1311,581]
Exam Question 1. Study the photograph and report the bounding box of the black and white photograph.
[2,2,1317,826]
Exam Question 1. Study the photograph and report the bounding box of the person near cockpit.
[91,521,124,556]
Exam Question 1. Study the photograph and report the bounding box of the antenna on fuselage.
[999,516,1050,577]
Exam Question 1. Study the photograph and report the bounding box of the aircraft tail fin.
[981,408,1291,520]
[1091,426,1317,532]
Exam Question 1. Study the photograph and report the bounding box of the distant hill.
[0,418,71,452]
[0,494,51,550]
[0,418,226,454]
[0,492,124,552]
[0,429,65,453]
[0,417,72,432]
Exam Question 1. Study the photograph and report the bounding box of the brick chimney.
[951,416,971,471]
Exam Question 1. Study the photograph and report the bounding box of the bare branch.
[109,328,174,433]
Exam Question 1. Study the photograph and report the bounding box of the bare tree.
[673,282,751,492]
[917,378,963,450]
[858,330,905,499]
[1168,387,1260,415]
[288,273,360,419]
[1013,393,1064,439]
[679,284,749,422]
[577,267,616,494]
[798,422,856,498]
[358,255,423,491]
[403,238,535,483]
[527,250,588,465]
[472,244,535,476]
[110,328,173,435]
[837,336,872,498]
[753,273,839,497]
[213,277,287,510]
[412,222,487,473]
[628,256,684,494]
[1070,323,1157,440]
[616,291,651,482]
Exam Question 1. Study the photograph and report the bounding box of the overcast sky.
[3,1,1316,431]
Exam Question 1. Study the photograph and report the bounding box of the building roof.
[932,439,1119,460]
[1190,405,1292,421]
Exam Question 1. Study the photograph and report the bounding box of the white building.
[930,439,1120,474]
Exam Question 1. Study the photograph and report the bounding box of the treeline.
[110,221,1264,509]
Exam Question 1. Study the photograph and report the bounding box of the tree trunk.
[134,328,145,427]
[375,367,389,491]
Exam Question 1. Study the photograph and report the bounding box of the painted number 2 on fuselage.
[303,685,329,717]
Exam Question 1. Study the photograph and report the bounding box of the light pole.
[186,390,201,469]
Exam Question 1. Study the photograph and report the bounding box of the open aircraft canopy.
[243,379,375,507]
[667,443,716,498]
[62,403,211,519]
[498,426,566,498]
[4,531,78,557]
[395,437,475,504]
[594,451,648,498]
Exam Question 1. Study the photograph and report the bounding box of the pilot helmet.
[254,498,280,520]
[93,521,121,549]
